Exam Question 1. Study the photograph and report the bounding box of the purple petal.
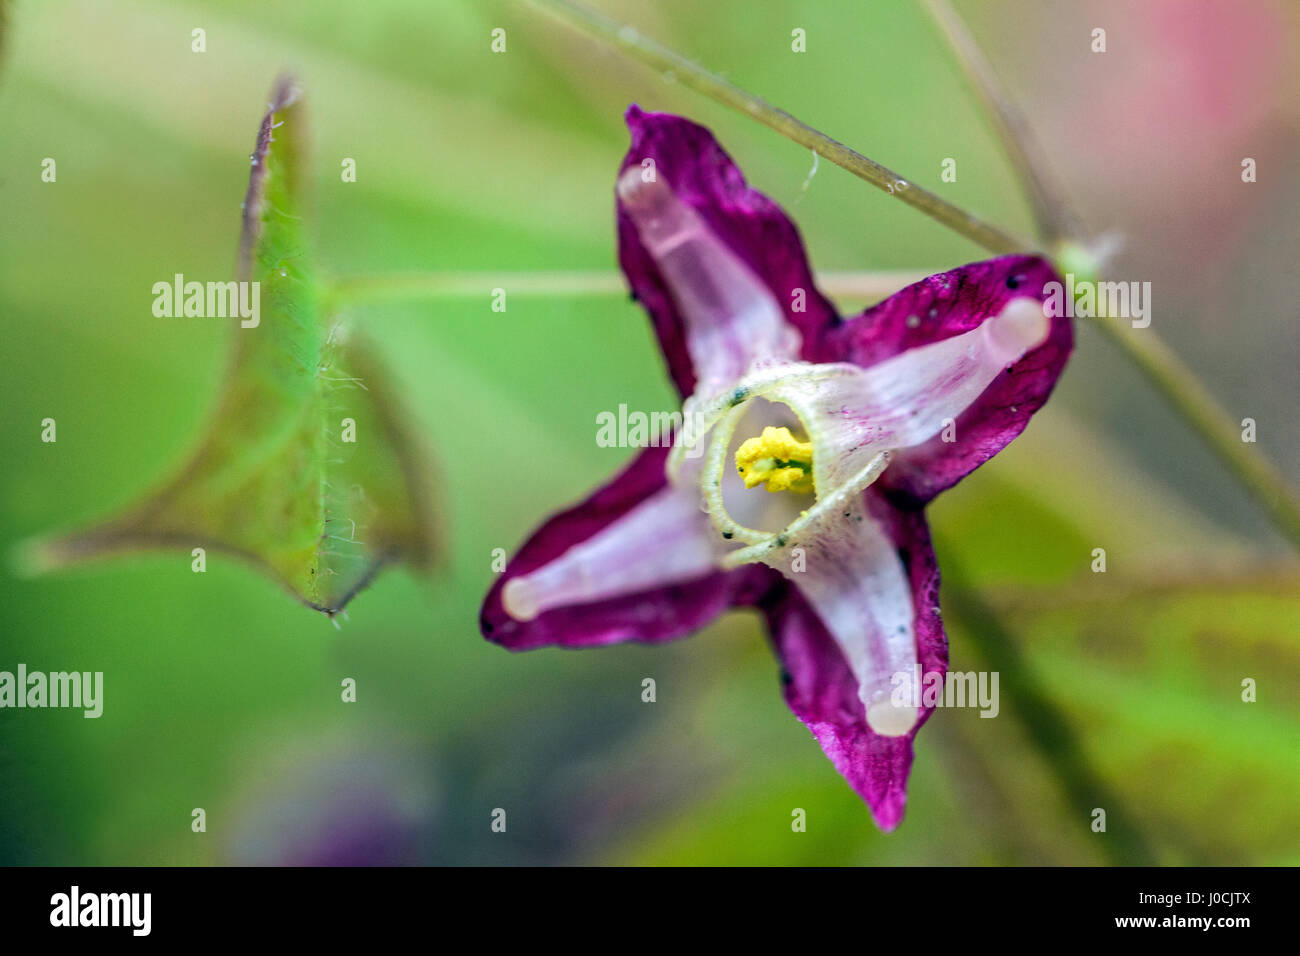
[617,106,840,398]
[759,489,945,830]
[824,255,1072,505]
[481,445,765,650]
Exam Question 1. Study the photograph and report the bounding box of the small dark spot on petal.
[1006,273,1025,290]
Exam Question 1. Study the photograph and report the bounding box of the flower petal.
[824,255,1072,504]
[618,106,839,398]
[759,490,945,830]
[481,445,761,650]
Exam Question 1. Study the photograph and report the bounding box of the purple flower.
[481,107,1072,830]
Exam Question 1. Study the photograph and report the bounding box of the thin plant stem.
[920,0,1080,241]
[527,0,1035,254]
[325,269,926,308]
[1088,318,1300,550]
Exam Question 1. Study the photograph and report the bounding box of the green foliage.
[27,77,435,614]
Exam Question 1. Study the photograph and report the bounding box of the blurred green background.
[2,0,1297,865]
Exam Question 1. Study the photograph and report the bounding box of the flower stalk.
[919,0,1081,242]
[1085,308,1300,549]
[527,0,1034,255]
[324,269,927,309]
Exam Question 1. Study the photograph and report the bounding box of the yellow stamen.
[734,426,815,494]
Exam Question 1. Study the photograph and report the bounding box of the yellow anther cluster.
[734,426,815,494]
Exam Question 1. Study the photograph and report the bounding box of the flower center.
[734,426,814,494]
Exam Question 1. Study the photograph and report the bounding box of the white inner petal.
[502,479,722,623]
[617,168,800,396]
[758,496,920,737]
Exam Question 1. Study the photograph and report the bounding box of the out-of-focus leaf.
[964,583,1300,864]
[26,76,435,614]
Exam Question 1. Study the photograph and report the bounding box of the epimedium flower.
[481,106,1072,830]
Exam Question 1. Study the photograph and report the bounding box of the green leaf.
[25,76,436,615]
